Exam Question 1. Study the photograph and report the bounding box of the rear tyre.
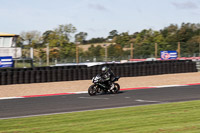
[111,83,120,94]
[88,85,97,96]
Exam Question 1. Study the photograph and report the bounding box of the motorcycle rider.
[100,66,115,90]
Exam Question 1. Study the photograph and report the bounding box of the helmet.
[102,66,109,73]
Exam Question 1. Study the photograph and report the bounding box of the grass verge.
[1,100,200,133]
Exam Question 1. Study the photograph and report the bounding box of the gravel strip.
[0,72,199,98]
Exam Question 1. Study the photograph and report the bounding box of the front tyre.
[111,83,120,94]
[88,85,97,96]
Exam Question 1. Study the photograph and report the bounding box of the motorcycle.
[88,74,120,96]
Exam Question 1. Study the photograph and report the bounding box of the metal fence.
[18,42,200,67]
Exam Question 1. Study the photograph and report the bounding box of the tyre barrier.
[0,60,197,85]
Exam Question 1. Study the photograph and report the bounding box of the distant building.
[0,32,21,58]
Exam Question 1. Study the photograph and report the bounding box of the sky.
[0,0,200,39]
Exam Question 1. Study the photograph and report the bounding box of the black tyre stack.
[0,60,197,85]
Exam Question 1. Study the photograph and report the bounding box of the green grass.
[1,100,200,133]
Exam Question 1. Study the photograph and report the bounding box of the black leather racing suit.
[100,69,115,87]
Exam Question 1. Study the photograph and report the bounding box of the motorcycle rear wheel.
[88,85,97,96]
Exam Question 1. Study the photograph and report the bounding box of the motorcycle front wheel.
[88,84,97,96]
[111,83,120,94]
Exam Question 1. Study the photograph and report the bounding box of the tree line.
[17,22,200,62]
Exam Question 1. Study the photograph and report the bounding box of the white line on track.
[0,97,23,100]
[153,85,187,88]
[72,91,88,94]
[135,99,160,103]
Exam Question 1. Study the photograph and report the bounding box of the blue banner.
[0,56,14,68]
[160,51,178,60]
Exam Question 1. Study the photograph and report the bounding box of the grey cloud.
[88,3,108,11]
[172,1,199,10]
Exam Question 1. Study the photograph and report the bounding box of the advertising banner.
[160,51,178,60]
[0,56,14,68]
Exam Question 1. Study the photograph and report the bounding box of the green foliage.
[38,49,46,61]
[111,23,200,58]
[75,32,88,43]
[83,45,104,57]
[108,30,118,39]
[19,22,200,61]
[59,43,76,58]
[86,37,106,44]
[44,24,76,47]
[115,32,131,47]
[107,44,123,57]
[41,24,77,60]
[161,24,179,42]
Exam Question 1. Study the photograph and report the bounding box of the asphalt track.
[1,85,200,119]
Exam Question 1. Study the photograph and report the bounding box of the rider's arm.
[101,73,110,82]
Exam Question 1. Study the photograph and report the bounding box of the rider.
[100,66,115,89]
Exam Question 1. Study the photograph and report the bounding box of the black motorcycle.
[88,74,120,96]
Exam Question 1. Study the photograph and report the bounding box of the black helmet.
[102,66,109,73]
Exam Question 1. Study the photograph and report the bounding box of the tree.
[39,24,78,61]
[16,36,24,48]
[55,24,77,39]
[87,37,106,44]
[49,48,60,59]
[42,24,77,47]
[108,44,123,57]
[114,32,131,47]
[44,24,75,47]
[42,30,60,47]
[108,30,118,39]
[20,30,42,48]
[42,30,54,44]
[59,43,76,58]
[177,23,195,42]
[188,35,200,43]
[75,32,88,43]
[54,24,77,46]
[38,49,46,61]
[82,44,104,61]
